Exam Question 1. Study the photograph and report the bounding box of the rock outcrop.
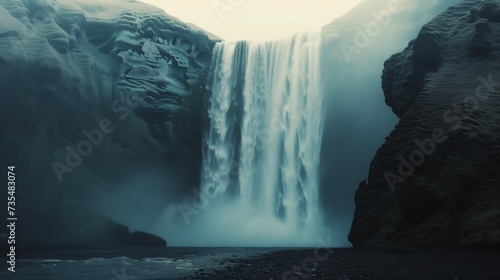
[128,231,167,247]
[0,0,215,246]
[349,0,500,249]
[319,0,462,243]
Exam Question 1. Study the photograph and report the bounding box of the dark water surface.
[0,247,277,279]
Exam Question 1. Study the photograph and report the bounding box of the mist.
[0,0,465,249]
[91,0,465,248]
[318,0,462,245]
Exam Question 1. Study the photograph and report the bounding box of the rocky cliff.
[0,0,215,246]
[349,0,500,249]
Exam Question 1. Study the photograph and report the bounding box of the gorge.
[0,0,499,253]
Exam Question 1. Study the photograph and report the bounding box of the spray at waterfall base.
[163,32,337,246]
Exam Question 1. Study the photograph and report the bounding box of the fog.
[95,0,464,247]
[318,0,462,245]
[0,0,464,248]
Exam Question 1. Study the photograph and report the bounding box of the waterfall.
[200,32,325,244]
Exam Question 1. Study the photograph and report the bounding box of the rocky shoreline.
[184,248,500,280]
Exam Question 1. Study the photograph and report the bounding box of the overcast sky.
[139,0,362,41]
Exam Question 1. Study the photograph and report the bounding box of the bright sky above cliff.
[139,0,362,41]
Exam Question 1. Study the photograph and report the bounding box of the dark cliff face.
[349,0,500,250]
[0,0,215,246]
[318,0,462,242]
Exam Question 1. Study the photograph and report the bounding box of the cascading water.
[198,32,326,245]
